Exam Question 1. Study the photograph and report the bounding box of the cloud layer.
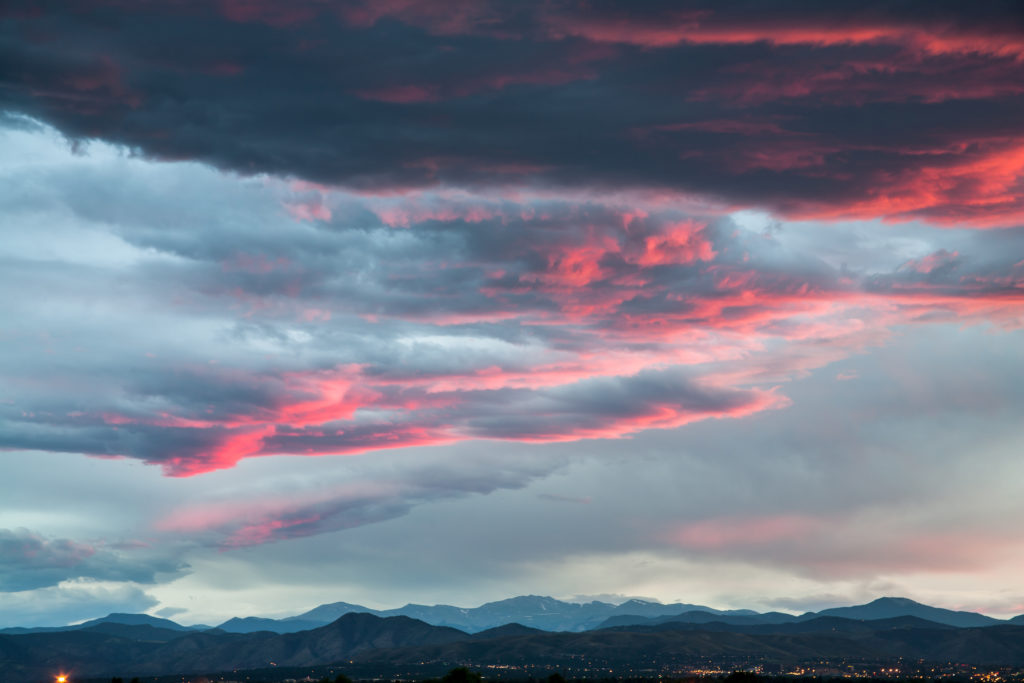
[3,124,1022,477]
[3,1,1024,224]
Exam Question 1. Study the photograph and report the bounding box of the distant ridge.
[218,616,325,634]
[78,613,195,631]
[0,612,202,635]
[218,595,761,634]
[809,596,1002,628]
[595,597,1006,631]
[603,614,960,636]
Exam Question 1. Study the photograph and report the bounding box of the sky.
[2,0,1024,627]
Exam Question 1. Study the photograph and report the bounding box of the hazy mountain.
[599,598,1003,631]
[808,597,1002,628]
[287,601,375,623]
[1010,615,1024,624]
[217,616,325,634]
[77,613,195,631]
[610,598,757,618]
[0,612,198,635]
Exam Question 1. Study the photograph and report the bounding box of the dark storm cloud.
[3,1,1024,224]
[0,528,188,592]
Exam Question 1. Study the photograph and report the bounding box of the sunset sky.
[2,1,1024,627]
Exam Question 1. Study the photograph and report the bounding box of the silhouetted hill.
[471,623,544,639]
[351,620,1024,672]
[0,627,182,681]
[0,613,469,681]
[128,613,468,676]
[75,623,194,642]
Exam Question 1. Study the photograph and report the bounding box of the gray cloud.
[0,583,160,628]
[157,448,570,548]
[0,528,188,592]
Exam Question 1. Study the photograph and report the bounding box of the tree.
[441,667,483,683]
[724,671,761,683]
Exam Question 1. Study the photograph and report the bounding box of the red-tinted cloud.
[541,10,1024,60]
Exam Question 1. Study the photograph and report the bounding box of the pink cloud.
[543,13,1024,61]
[353,85,440,104]
[627,221,716,266]
[283,200,332,222]
[217,0,321,26]
[900,249,960,274]
[671,515,823,550]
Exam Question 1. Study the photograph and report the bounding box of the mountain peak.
[621,599,662,606]
[870,597,923,606]
[77,613,191,631]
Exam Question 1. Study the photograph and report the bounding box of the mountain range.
[210,595,1014,634]
[6,606,1024,683]
[3,595,1018,637]
[217,595,758,634]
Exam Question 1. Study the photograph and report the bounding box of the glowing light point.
[56,676,68,683]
